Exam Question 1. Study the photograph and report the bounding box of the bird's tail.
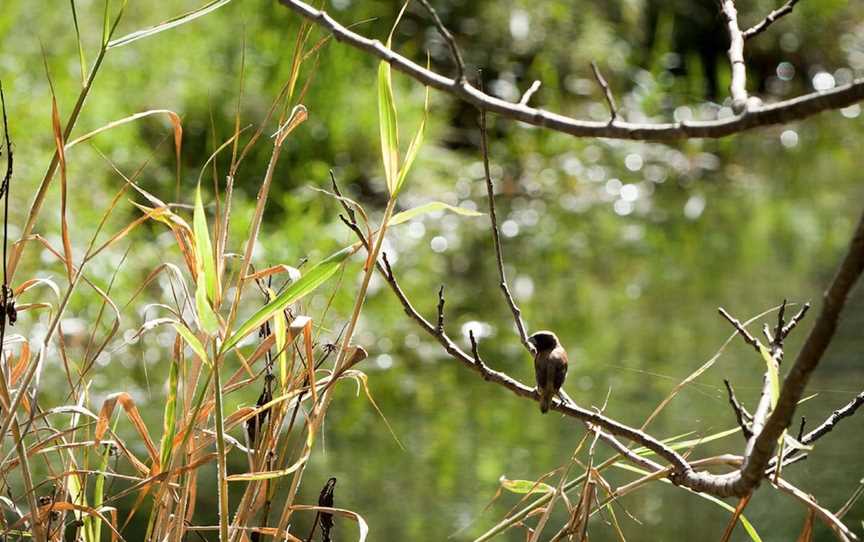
[539,382,554,413]
[539,393,552,413]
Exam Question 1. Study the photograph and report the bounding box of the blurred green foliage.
[1,0,863,540]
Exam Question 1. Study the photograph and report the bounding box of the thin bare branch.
[801,391,864,445]
[782,302,811,339]
[416,0,465,80]
[723,379,753,439]
[278,0,864,141]
[743,0,801,39]
[590,61,617,121]
[518,80,542,106]
[436,285,445,334]
[772,477,856,542]
[736,207,864,495]
[718,307,761,352]
[479,108,532,353]
[719,0,749,113]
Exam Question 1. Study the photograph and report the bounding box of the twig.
[479,107,532,353]
[436,285,445,334]
[719,0,749,113]
[518,80,542,106]
[771,477,856,541]
[467,330,491,380]
[590,61,617,121]
[718,307,760,352]
[330,170,355,224]
[736,207,864,495]
[743,0,801,39]
[781,302,810,338]
[723,380,753,439]
[349,227,694,475]
[800,391,864,445]
[416,0,465,81]
[277,0,864,140]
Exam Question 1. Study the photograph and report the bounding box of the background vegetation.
[0,0,862,539]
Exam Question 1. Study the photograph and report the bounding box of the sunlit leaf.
[220,245,357,353]
[159,344,180,469]
[635,427,740,457]
[173,323,211,367]
[107,0,233,49]
[393,66,430,195]
[194,183,219,303]
[377,61,399,193]
[389,202,483,226]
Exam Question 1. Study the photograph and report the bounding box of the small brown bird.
[528,330,568,414]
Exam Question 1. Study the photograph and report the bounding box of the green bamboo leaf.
[499,476,555,495]
[196,278,219,334]
[159,354,180,468]
[194,183,218,303]
[393,74,430,195]
[269,287,290,390]
[378,61,399,193]
[107,0,233,49]
[173,323,210,366]
[389,202,483,227]
[193,183,219,334]
[220,245,356,354]
[88,416,117,542]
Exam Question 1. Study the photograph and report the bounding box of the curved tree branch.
[278,0,864,141]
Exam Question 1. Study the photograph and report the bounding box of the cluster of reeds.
[0,2,461,540]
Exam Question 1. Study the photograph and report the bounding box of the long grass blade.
[221,244,357,353]
[107,0,234,49]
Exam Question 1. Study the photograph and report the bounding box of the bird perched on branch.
[528,330,568,414]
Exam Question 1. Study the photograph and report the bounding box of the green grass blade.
[107,0,233,49]
[635,427,740,457]
[271,291,290,389]
[69,1,87,84]
[220,245,356,353]
[194,183,218,303]
[159,354,180,469]
[173,323,211,366]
